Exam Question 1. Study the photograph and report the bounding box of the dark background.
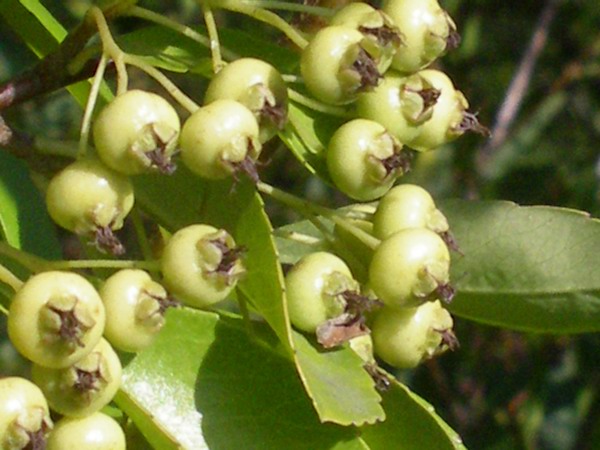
[1,1,600,449]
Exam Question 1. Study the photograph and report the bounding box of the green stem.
[124,54,200,113]
[282,74,302,83]
[273,229,324,246]
[130,207,155,264]
[78,52,109,159]
[202,3,225,73]
[127,6,239,61]
[288,89,352,118]
[256,181,381,250]
[44,259,160,271]
[0,242,47,273]
[0,263,23,292]
[240,0,334,17]
[91,6,129,94]
[236,290,255,336]
[307,216,368,281]
[0,242,161,273]
[0,302,8,316]
[225,4,309,49]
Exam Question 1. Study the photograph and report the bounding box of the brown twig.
[0,1,131,111]
[476,0,562,173]
[0,15,97,111]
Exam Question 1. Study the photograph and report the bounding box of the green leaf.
[282,102,344,182]
[219,28,299,72]
[234,192,292,351]
[134,168,291,351]
[292,331,384,426]
[133,166,243,231]
[441,199,600,333]
[116,308,367,450]
[360,379,466,450]
[117,26,211,73]
[274,219,329,265]
[0,0,66,58]
[0,151,61,259]
[135,170,384,425]
[116,24,298,75]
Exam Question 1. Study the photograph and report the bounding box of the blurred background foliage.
[1,1,600,449]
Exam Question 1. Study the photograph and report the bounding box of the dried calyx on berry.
[301,25,393,105]
[179,99,263,182]
[372,300,458,369]
[327,118,414,201]
[31,338,122,418]
[0,377,53,450]
[93,89,181,175]
[45,158,134,255]
[161,224,246,309]
[8,271,105,369]
[204,58,289,143]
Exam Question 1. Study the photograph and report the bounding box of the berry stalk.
[0,262,23,293]
[256,181,381,250]
[239,0,334,17]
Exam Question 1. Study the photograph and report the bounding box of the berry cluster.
[287,184,458,371]
[305,1,486,202]
[0,0,489,446]
[1,270,150,448]
[282,0,481,372]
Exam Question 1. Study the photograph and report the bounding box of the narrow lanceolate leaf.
[238,207,385,425]
[0,151,61,259]
[0,0,67,58]
[360,379,466,450]
[441,199,600,333]
[0,0,100,107]
[116,309,367,450]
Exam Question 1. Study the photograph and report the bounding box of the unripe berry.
[373,184,449,240]
[326,119,411,201]
[93,89,180,175]
[301,25,391,105]
[100,269,174,353]
[161,224,245,308]
[45,158,134,254]
[356,71,439,144]
[8,271,105,369]
[47,413,125,450]
[179,100,262,181]
[369,228,452,308]
[32,338,122,418]
[408,70,468,151]
[330,3,403,72]
[372,301,455,368]
[204,58,288,143]
[0,377,52,450]
[382,0,458,73]
[286,252,359,333]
